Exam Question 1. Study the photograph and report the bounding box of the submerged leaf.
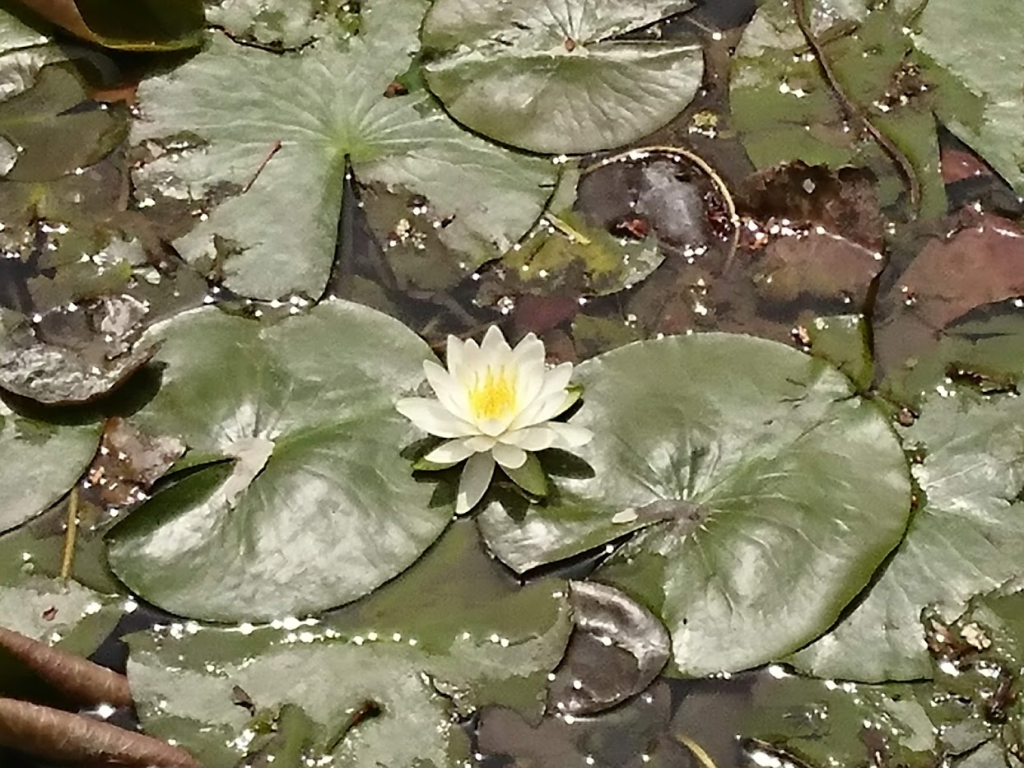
[479,334,912,675]
[106,301,451,622]
[422,0,703,154]
[132,0,556,299]
[0,62,127,182]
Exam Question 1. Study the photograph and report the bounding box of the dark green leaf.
[791,390,1024,681]
[106,301,452,622]
[422,0,703,154]
[0,397,99,534]
[502,452,548,497]
[131,0,556,299]
[480,334,912,675]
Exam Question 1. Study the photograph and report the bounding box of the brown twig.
[60,486,79,582]
[792,0,920,216]
[242,140,283,194]
[0,697,199,767]
[0,628,132,708]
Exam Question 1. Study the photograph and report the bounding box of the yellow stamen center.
[468,366,517,422]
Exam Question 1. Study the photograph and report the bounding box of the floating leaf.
[128,624,468,768]
[0,300,156,405]
[106,301,451,622]
[131,0,556,299]
[803,313,873,391]
[0,7,49,51]
[479,334,911,675]
[791,390,1024,681]
[912,0,1024,196]
[0,397,99,534]
[11,0,204,51]
[0,576,122,698]
[422,0,703,154]
[325,520,573,720]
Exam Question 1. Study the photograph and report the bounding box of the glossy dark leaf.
[105,301,452,622]
[480,334,912,675]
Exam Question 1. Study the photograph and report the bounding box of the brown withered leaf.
[0,696,199,767]
[884,212,1024,331]
[84,418,185,508]
[0,627,131,708]
[735,163,884,250]
[753,231,883,305]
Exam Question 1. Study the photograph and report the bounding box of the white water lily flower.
[397,326,593,515]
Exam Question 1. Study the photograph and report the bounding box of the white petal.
[510,390,571,430]
[539,363,574,399]
[424,438,478,464]
[453,337,482,387]
[548,421,594,449]
[456,452,494,515]
[501,426,558,451]
[479,325,514,372]
[424,360,469,420]
[478,416,509,437]
[396,398,476,438]
[492,442,527,469]
[513,334,546,409]
[465,435,497,452]
[481,325,511,356]
[446,335,466,379]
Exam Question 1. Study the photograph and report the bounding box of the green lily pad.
[422,0,703,154]
[0,577,120,657]
[131,0,556,300]
[479,334,911,675]
[913,0,1024,196]
[127,625,470,768]
[127,535,570,768]
[791,390,1024,681]
[804,313,874,391]
[204,0,360,49]
[0,62,127,182]
[106,301,452,623]
[325,520,573,720]
[0,397,100,534]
